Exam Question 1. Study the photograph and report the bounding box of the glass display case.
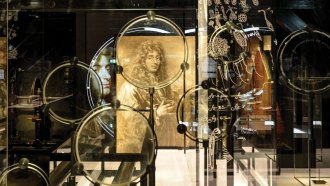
[1,0,330,186]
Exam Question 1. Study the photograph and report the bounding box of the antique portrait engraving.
[116,36,195,150]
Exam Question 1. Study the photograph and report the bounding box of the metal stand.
[66,122,77,186]
[307,92,320,186]
[66,57,79,186]
[140,87,157,186]
[148,87,156,186]
[203,140,209,186]
[67,175,76,186]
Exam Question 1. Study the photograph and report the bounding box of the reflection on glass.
[42,61,102,124]
[89,37,116,107]
[93,49,111,97]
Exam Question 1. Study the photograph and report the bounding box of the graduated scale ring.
[73,104,157,186]
[0,158,50,186]
[42,60,103,125]
[278,28,330,94]
[176,85,232,141]
[115,11,189,89]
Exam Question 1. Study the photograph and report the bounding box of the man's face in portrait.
[93,55,111,97]
[145,50,161,73]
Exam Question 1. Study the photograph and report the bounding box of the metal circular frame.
[73,103,157,186]
[42,60,103,125]
[0,160,50,185]
[278,29,330,94]
[176,85,232,141]
[115,12,188,90]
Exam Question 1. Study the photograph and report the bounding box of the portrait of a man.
[116,36,195,148]
[90,48,112,104]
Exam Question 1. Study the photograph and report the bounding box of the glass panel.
[278,28,330,185]
[74,104,155,185]
[177,85,232,141]
[3,0,330,185]
[42,61,102,125]
[205,1,278,185]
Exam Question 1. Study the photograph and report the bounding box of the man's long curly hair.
[125,40,169,87]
